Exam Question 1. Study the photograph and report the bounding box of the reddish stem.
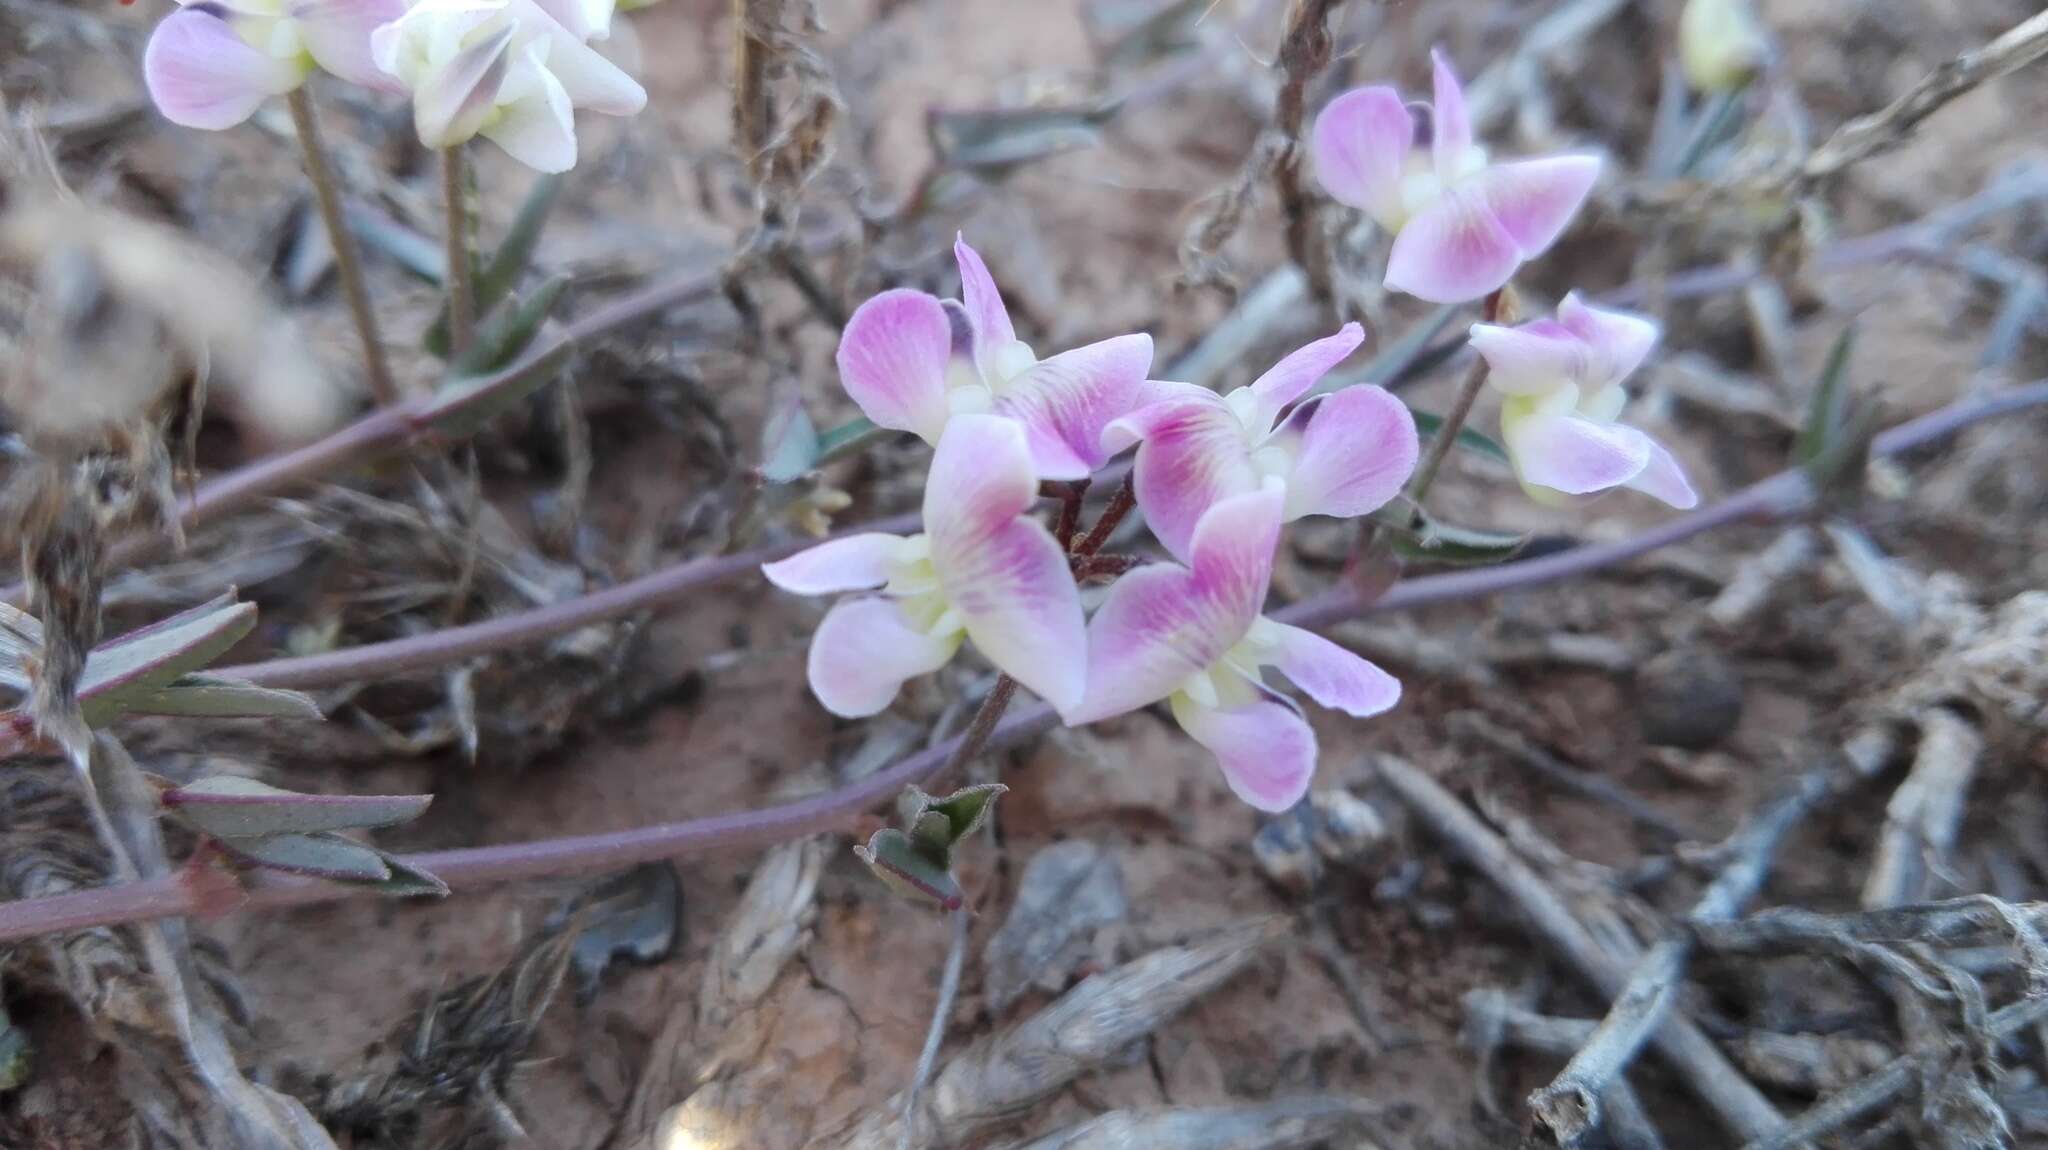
[1072,476,1136,558]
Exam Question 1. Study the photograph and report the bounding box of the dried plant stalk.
[990,1097,1383,1150]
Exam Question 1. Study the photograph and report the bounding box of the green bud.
[1680,0,1771,94]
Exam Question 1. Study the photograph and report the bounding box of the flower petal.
[144,9,303,130]
[954,235,1018,382]
[1385,188,1522,304]
[806,598,960,718]
[1246,322,1365,426]
[1067,485,1283,724]
[1628,434,1700,509]
[506,0,646,114]
[1261,622,1401,717]
[528,0,614,40]
[1556,292,1660,388]
[413,20,515,148]
[1430,48,1475,183]
[296,0,410,90]
[836,289,954,443]
[1310,85,1412,227]
[1505,412,1653,495]
[482,46,579,172]
[1469,318,1589,395]
[1113,396,1260,564]
[995,333,1155,480]
[761,533,906,596]
[924,417,1086,713]
[1270,385,1419,522]
[1169,694,1318,812]
[1474,155,1601,258]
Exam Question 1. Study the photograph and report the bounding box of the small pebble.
[1634,646,1744,749]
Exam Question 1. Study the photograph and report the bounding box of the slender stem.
[941,675,1018,778]
[442,146,475,356]
[1404,289,1503,506]
[1072,476,1136,558]
[1050,479,1090,548]
[287,89,400,406]
[900,906,970,1150]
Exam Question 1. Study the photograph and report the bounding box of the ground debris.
[981,840,1127,1012]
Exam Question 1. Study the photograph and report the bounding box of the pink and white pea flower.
[144,0,408,131]
[370,0,647,172]
[1469,293,1698,509]
[1101,323,1419,564]
[835,237,1155,481]
[762,415,1087,719]
[1062,484,1401,812]
[1311,49,1602,304]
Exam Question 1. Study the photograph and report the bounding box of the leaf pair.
[853,783,1006,910]
[165,776,446,896]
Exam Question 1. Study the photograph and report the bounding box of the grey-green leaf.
[364,851,451,897]
[928,101,1120,172]
[425,172,564,357]
[79,601,258,725]
[760,388,822,483]
[166,776,432,837]
[814,416,887,466]
[125,674,323,720]
[1409,409,1511,465]
[216,831,392,882]
[449,273,571,376]
[854,828,963,910]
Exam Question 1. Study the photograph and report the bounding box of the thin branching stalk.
[1403,289,1503,506]
[442,146,475,355]
[0,381,2039,939]
[900,906,970,1150]
[1071,476,1135,558]
[286,89,399,405]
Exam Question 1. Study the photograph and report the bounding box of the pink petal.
[1271,385,1419,522]
[923,417,1086,713]
[1628,435,1700,509]
[760,533,904,596]
[1430,48,1475,183]
[1474,155,1601,258]
[505,0,646,114]
[1067,486,1284,724]
[995,333,1155,480]
[1101,382,1219,456]
[954,235,1017,382]
[1310,85,1413,225]
[296,0,410,91]
[1246,322,1365,427]
[413,20,514,147]
[144,9,303,130]
[1262,623,1401,717]
[806,598,960,718]
[1169,694,1318,812]
[1556,292,1659,387]
[1468,319,1588,395]
[483,48,578,172]
[1385,188,1522,304]
[836,289,954,443]
[1506,412,1653,495]
[1112,396,1259,564]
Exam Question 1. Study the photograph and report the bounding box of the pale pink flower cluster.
[143,0,647,171]
[765,238,1417,812]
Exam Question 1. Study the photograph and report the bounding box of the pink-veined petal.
[1112,396,1259,564]
[1270,385,1419,522]
[1475,154,1601,258]
[1506,412,1653,495]
[482,47,578,172]
[144,9,303,131]
[954,235,1017,382]
[995,333,1155,480]
[1310,85,1412,226]
[528,0,614,40]
[1261,622,1401,718]
[761,533,905,596]
[1430,48,1475,184]
[1385,188,1522,304]
[1628,435,1699,509]
[806,598,960,718]
[1246,322,1365,427]
[924,416,1086,712]
[413,20,514,147]
[1067,485,1283,723]
[506,0,645,114]
[1169,694,1318,812]
[1556,292,1659,387]
[1468,318,1589,395]
[836,289,954,443]
[295,0,410,90]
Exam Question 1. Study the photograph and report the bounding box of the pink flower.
[1102,324,1418,563]
[1063,485,1401,812]
[762,415,1087,718]
[835,236,1155,480]
[144,0,408,130]
[1311,49,1602,304]
[1469,293,1698,508]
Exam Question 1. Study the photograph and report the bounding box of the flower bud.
[1680,0,1770,94]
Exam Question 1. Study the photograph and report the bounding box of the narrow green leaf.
[854,828,963,910]
[814,416,888,466]
[923,783,1007,843]
[928,100,1120,172]
[425,172,564,357]
[1409,409,1511,465]
[1381,502,1529,566]
[79,602,258,725]
[215,831,392,882]
[363,851,451,897]
[449,273,570,376]
[1798,324,1858,468]
[166,776,432,837]
[424,340,575,440]
[126,673,323,720]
